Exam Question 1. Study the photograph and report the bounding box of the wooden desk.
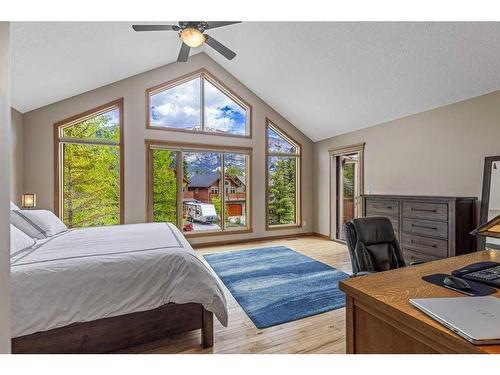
[339,250,500,354]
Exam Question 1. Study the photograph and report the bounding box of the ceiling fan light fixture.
[180,28,205,48]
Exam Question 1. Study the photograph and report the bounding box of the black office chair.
[344,216,407,276]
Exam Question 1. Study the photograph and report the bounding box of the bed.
[10,222,228,353]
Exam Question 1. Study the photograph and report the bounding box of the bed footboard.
[12,303,214,353]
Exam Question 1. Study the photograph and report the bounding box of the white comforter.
[10,223,228,337]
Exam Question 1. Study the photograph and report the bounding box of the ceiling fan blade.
[132,25,177,32]
[204,35,236,60]
[177,43,191,62]
[206,21,241,29]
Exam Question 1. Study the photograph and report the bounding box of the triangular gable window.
[148,70,250,137]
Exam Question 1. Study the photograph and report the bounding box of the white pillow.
[11,209,67,239]
[10,224,36,254]
[10,201,19,210]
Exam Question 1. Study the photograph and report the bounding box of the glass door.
[336,153,360,241]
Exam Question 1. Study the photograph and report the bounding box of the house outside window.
[147,142,252,236]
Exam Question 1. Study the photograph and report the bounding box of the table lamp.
[21,193,37,210]
[471,214,500,249]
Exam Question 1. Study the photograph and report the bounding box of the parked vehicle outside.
[185,202,218,224]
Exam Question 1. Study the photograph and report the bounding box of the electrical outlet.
[302,221,306,226]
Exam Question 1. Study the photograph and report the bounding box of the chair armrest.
[409,260,426,266]
[350,271,376,277]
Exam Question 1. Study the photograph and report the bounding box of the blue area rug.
[203,246,349,329]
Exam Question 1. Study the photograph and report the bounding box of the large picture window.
[54,99,124,228]
[147,141,251,236]
[147,70,251,137]
[266,119,301,229]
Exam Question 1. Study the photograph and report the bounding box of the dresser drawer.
[401,233,448,258]
[362,194,476,259]
[403,218,448,239]
[403,201,448,221]
[365,199,399,217]
[403,248,442,264]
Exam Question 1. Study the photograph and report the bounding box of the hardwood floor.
[127,235,351,354]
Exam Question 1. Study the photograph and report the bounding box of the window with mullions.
[147,70,251,137]
[55,99,124,228]
[266,120,301,228]
[148,143,251,235]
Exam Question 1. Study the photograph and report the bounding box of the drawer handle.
[411,239,437,248]
[411,224,437,230]
[410,208,437,213]
[373,205,392,209]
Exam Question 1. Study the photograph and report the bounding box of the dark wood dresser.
[362,195,477,263]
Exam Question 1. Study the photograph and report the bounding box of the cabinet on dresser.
[362,195,477,263]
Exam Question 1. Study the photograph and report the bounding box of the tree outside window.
[266,121,301,228]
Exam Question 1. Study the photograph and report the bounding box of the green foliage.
[268,157,297,225]
[62,113,120,228]
[183,158,189,179]
[63,111,119,142]
[343,162,354,197]
[211,195,221,216]
[152,149,178,224]
[211,195,225,225]
[225,165,244,179]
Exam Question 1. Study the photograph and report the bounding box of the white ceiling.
[11,22,500,141]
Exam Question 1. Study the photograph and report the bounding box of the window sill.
[266,224,302,231]
[184,228,253,238]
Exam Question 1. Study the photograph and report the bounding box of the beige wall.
[0,21,11,353]
[11,108,23,205]
[314,90,500,237]
[23,53,314,245]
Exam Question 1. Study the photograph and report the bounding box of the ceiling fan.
[132,21,241,62]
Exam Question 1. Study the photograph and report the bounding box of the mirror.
[479,155,500,250]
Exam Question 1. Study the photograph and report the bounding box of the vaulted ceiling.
[11,22,500,141]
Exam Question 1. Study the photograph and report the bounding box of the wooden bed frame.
[11,303,213,353]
